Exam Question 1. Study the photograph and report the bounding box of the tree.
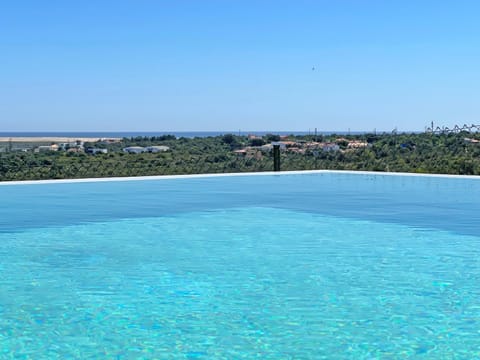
[265,134,281,142]
[250,138,265,146]
[222,134,235,144]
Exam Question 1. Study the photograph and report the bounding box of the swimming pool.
[1,171,479,358]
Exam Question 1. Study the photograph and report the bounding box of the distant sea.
[0,131,375,138]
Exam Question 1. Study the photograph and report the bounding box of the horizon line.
[0,129,422,133]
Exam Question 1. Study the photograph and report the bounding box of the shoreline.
[0,137,121,143]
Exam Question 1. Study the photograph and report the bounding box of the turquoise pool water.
[1,172,480,358]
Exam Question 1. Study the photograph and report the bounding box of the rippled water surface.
[1,172,480,358]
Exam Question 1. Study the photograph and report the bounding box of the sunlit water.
[1,172,479,358]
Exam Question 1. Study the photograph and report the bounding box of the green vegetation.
[1,132,480,181]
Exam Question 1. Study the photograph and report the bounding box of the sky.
[1,0,480,132]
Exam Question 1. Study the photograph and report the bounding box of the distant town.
[233,134,368,160]
[0,134,368,156]
[0,137,171,155]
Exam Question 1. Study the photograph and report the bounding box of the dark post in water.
[273,144,281,171]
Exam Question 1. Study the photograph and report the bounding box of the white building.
[321,143,340,152]
[59,141,84,151]
[145,145,170,153]
[86,148,108,154]
[35,144,59,152]
[123,146,145,154]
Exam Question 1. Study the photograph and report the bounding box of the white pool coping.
[1,170,480,186]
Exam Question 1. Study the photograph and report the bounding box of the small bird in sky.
[312,66,315,71]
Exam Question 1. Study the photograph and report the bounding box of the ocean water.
[0,172,479,358]
[0,130,372,139]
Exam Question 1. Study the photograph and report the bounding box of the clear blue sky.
[1,1,479,132]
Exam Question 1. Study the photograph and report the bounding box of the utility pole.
[273,145,281,171]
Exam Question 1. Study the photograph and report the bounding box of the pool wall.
[1,169,480,186]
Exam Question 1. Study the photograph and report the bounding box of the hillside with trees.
[1,132,480,181]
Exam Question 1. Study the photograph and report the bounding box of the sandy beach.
[0,137,120,143]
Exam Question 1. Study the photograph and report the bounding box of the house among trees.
[145,146,170,153]
[234,148,262,159]
[123,146,145,154]
[85,147,108,154]
[35,144,59,152]
[59,140,84,152]
[347,140,368,149]
[321,143,340,152]
[123,145,170,154]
